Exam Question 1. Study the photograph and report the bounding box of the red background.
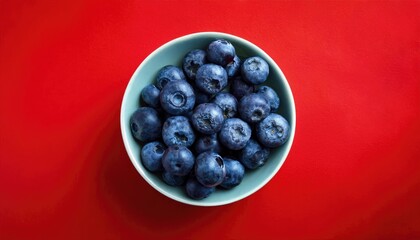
[1,1,419,239]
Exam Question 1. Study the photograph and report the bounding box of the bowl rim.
[120,31,296,207]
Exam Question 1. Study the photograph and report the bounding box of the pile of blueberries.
[130,39,291,200]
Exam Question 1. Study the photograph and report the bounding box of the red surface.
[1,1,419,239]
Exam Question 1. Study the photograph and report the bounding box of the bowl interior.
[121,32,296,206]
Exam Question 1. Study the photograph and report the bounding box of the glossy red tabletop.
[1,1,419,239]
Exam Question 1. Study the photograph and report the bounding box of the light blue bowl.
[120,32,296,206]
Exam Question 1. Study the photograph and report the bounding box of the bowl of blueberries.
[121,32,296,206]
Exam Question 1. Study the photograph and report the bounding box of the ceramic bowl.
[120,32,296,206]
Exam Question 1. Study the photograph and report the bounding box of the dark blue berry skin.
[238,93,270,123]
[241,56,269,85]
[257,86,280,112]
[162,171,187,186]
[162,145,195,176]
[194,133,223,154]
[219,118,252,150]
[141,141,166,172]
[160,80,195,116]
[230,76,256,100]
[156,65,187,90]
[256,113,291,148]
[141,84,161,108]
[194,89,212,106]
[207,39,236,67]
[220,158,245,189]
[212,92,238,119]
[191,103,224,135]
[183,49,207,81]
[225,55,241,78]
[185,177,215,200]
[195,151,226,187]
[195,64,228,95]
[239,139,270,170]
[162,116,196,147]
[130,107,162,143]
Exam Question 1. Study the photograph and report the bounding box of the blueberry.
[183,49,207,80]
[191,103,224,135]
[257,86,280,112]
[162,145,195,176]
[225,55,241,78]
[141,84,161,108]
[207,39,236,67]
[195,151,226,187]
[240,139,270,169]
[238,93,270,123]
[162,116,196,147]
[162,170,187,186]
[194,133,223,154]
[219,118,252,150]
[230,76,256,100]
[256,113,291,148]
[241,56,269,85]
[185,177,215,200]
[220,158,245,189]
[141,141,166,172]
[195,64,228,95]
[212,92,238,119]
[131,43,290,199]
[160,80,195,115]
[156,65,186,90]
[130,107,162,143]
